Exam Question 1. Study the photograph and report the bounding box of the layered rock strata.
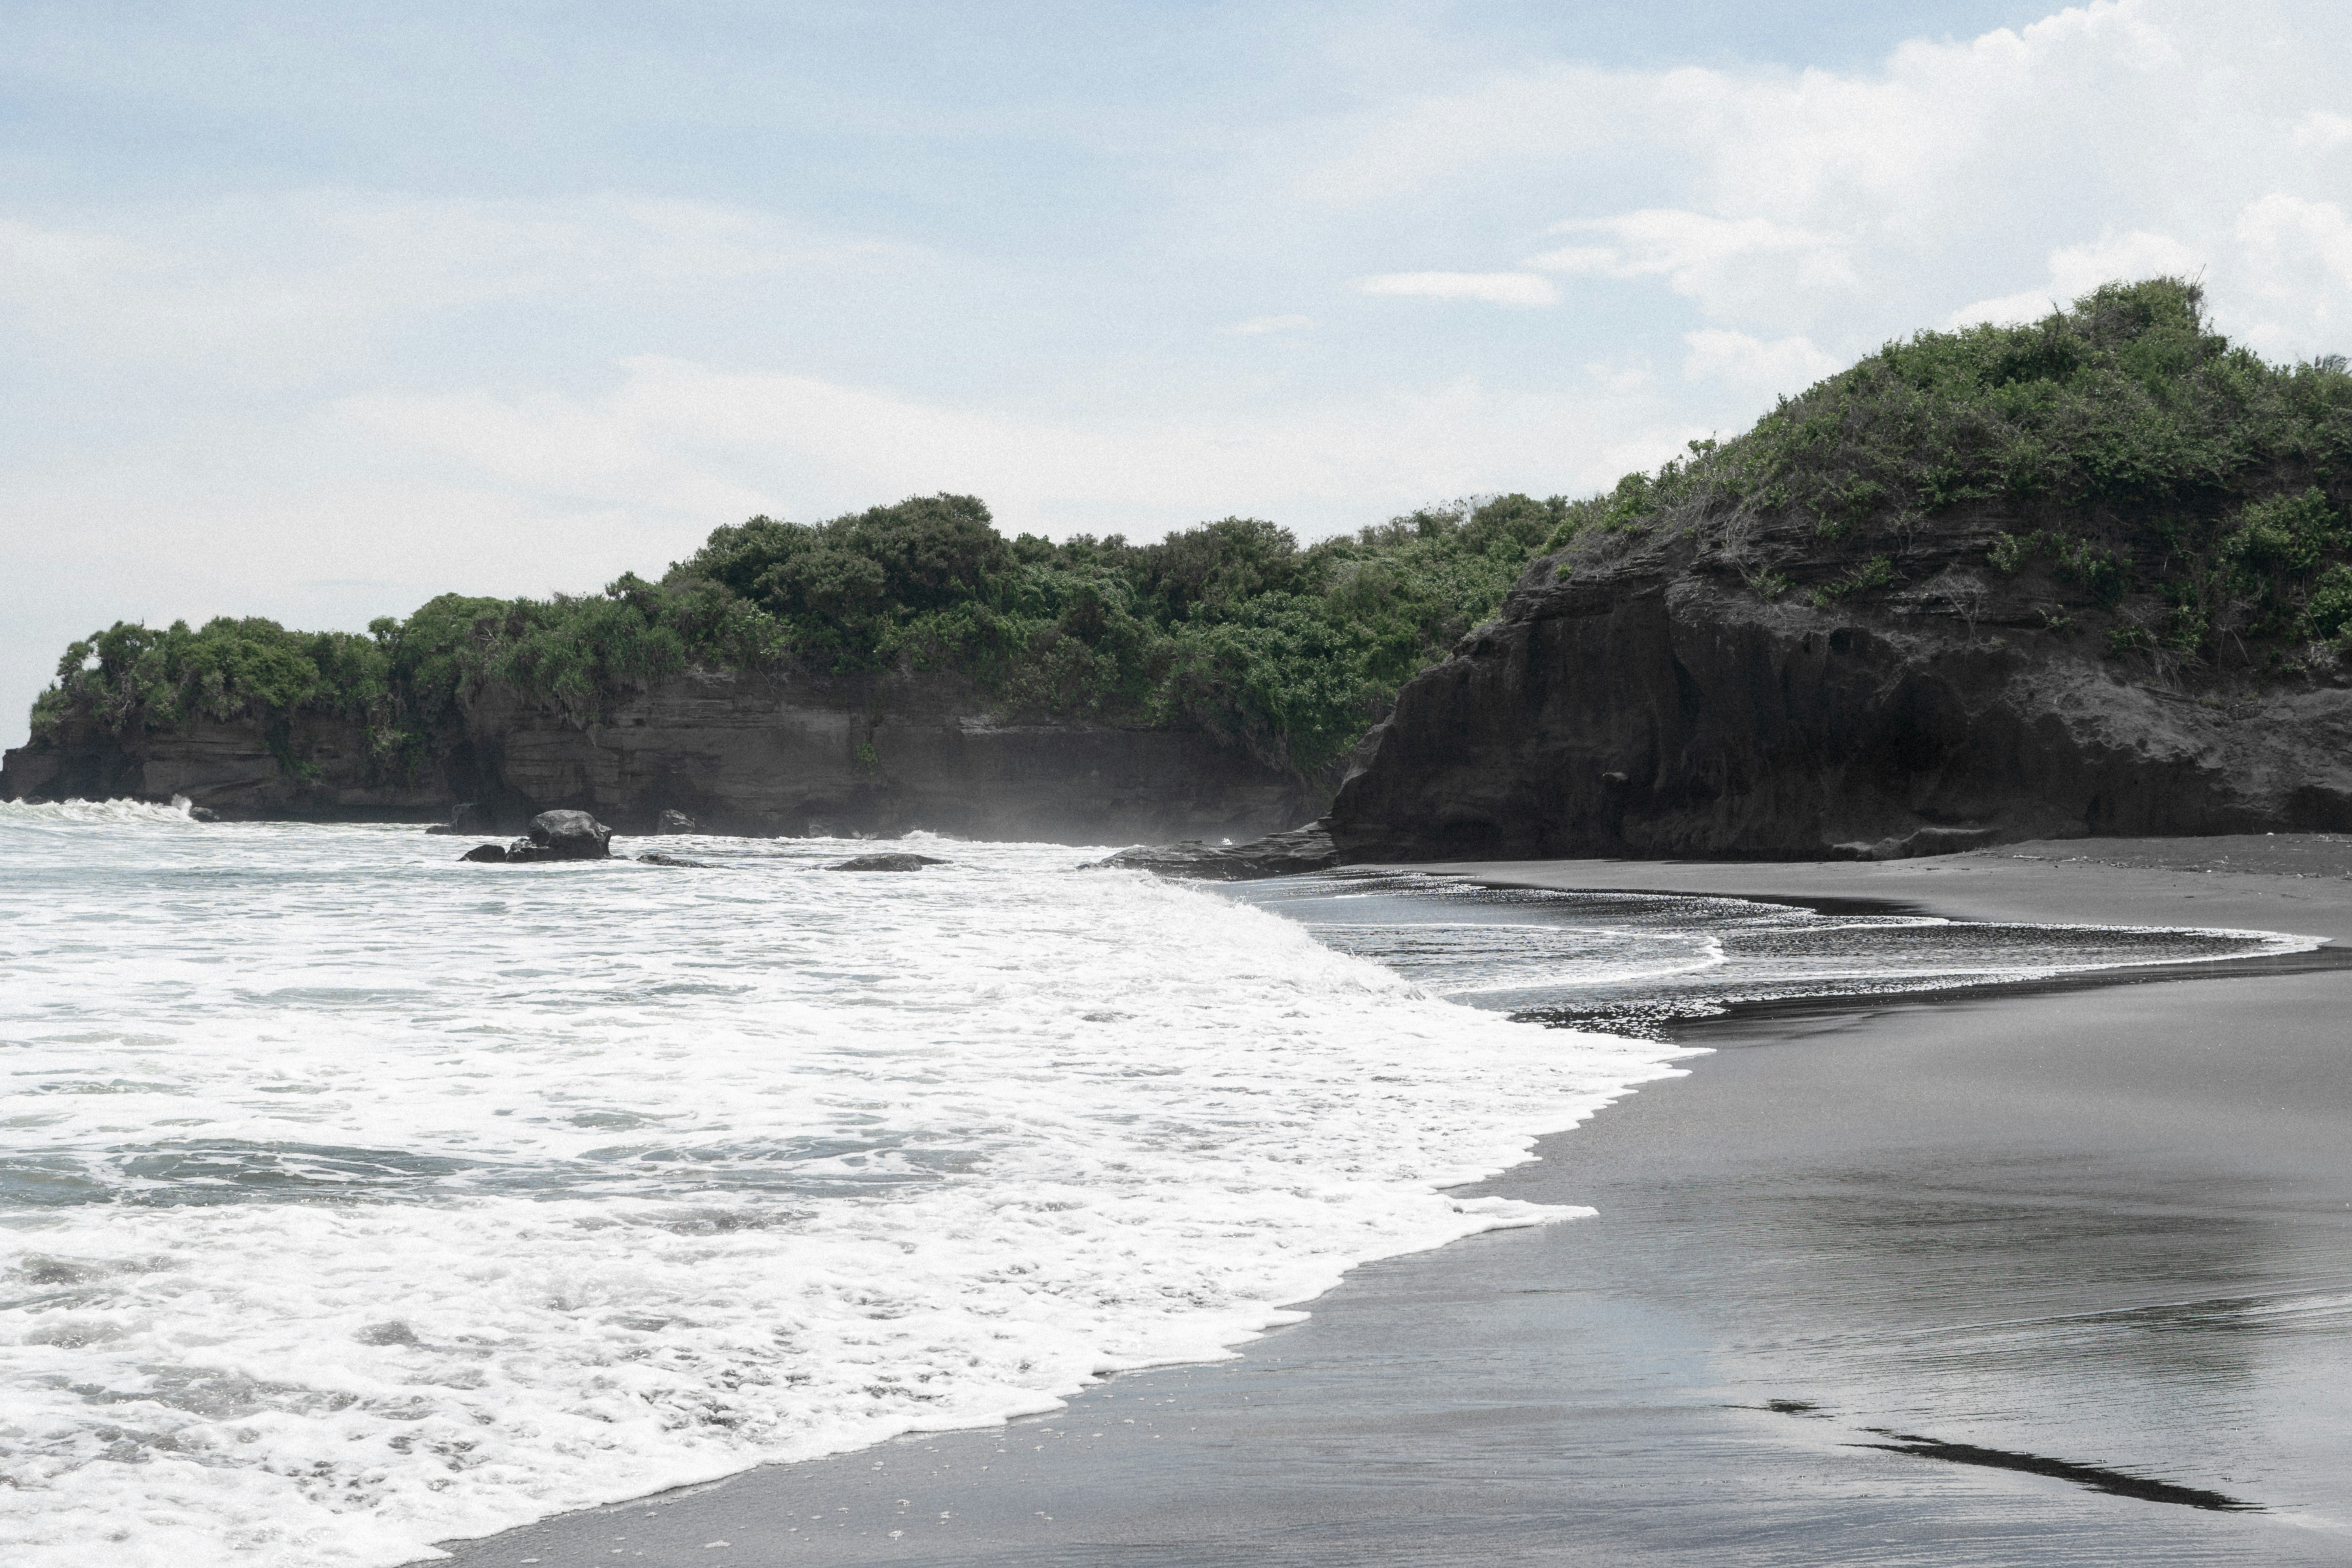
[2,668,1313,847]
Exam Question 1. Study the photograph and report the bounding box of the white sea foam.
[4,795,199,828]
[1233,869,2321,1022]
[0,813,1688,1566]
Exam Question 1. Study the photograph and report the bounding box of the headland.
[14,280,2352,864]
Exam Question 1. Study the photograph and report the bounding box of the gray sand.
[432,839,2352,1567]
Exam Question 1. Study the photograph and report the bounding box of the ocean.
[0,803,2312,1566]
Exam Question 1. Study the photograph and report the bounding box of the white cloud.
[2236,192,2352,341]
[1356,271,1559,307]
[1944,284,2066,331]
[1681,330,1839,393]
[1947,229,2205,326]
[2292,109,2352,150]
[338,354,1687,538]
[1308,1,2207,215]
[0,193,904,377]
[1308,0,2352,352]
[1226,314,1316,334]
[1526,211,1855,323]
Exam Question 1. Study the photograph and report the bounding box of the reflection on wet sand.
[1548,970,2352,1547]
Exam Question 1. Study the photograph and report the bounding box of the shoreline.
[1437,831,2352,947]
[430,838,2352,1566]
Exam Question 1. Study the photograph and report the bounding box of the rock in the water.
[464,811,615,863]
[826,852,949,872]
[425,802,487,837]
[1095,822,1341,881]
[521,809,613,860]
[636,851,713,867]
[655,809,698,835]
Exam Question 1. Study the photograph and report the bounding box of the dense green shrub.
[1584,276,2352,661]
[1691,278,2347,526]
[38,619,387,736]
[34,491,1573,778]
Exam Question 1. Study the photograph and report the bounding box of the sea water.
[0,804,1686,1566]
[1222,869,2310,1032]
[0,804,2311,1566]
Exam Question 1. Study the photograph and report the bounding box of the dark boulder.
[461,811,615,864]
[519,809,613,860]
[826,852,949,872]
[1094,822,1340,881]
[655,808,698,834]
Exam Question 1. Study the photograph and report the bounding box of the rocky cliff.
[0,667,1314,845]
[1316,505,2352,863]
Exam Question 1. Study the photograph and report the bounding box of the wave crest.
[0,796,197,828]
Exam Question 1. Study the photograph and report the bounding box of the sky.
[4,0,2350,738]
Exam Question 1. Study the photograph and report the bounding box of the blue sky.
[5,0,2350,738]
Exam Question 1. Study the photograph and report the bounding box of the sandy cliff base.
[430,841,2352,1567]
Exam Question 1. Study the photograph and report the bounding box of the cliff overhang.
[1311,510,2352,867]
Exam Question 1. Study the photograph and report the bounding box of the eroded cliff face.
[0,668,1314,846]
[460,668,1310,842]
[1325,511,2352,861]
[0,710,458,819]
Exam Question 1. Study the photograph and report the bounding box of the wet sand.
[433,838,2352,1566]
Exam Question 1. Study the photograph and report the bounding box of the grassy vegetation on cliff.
[31,494,1568,780]
[33,278,2351,780]
[1568,277,2352,670]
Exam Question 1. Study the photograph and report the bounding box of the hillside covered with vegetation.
[1576,277,2352,664]
[30,278,2352,786]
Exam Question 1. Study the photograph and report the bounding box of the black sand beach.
[435,838,2352,1567]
